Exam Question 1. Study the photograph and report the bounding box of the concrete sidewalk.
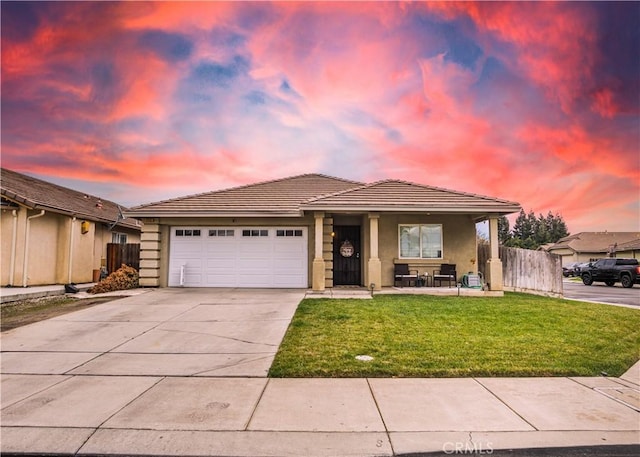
[1,288,638,456]
[1,372,638,456]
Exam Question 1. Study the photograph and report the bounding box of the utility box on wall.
[80,220,90,234]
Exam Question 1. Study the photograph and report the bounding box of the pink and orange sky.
[2,1,639,233]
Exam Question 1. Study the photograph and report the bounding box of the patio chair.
[433,264,457,287]
[394,264,419,287]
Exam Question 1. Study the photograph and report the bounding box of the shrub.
[88,264,138,294]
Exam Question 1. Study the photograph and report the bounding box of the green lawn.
[269,293,640,378]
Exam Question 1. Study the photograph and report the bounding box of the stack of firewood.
[88,264,139,294]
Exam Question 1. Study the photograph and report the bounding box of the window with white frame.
[399,224,442,259]
[111,232,128,244]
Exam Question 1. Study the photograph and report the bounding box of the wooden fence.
[106,243,140,273]
[478,245,563,296]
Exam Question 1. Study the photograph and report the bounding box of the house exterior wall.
[138,212,479,289]
[376,213,478,287]
[21,212,59,285]
[554,249,620,266]
[1,208,25,286]
[1,206,140,286]
[618,248,639,259]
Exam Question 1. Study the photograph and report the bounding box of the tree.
[497,215,511,245]
[503,209,569,250]
[544,211,569,242]
[509,210,537,249]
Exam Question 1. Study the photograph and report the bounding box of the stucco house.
[545,232,640,265]
[1,168,141,287]
[126,174,520,292]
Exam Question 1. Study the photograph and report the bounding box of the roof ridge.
[304,181,371,203]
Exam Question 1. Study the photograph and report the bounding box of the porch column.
[367,213,382,291]
[486,216,503,291]
[312,212,325,291]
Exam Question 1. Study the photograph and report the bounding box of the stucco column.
[367,213,382,291]
[486,216,503,291]
[312,212,325,291]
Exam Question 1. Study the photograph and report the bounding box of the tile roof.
[127,174,363,217]
[127,175,520,217]
[617,238,640,251]
[302,180,521,214]
[548,232,640,254]
[1,168,140,230]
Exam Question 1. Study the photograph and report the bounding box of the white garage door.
[168,227,308,288]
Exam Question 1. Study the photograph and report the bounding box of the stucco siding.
[140,213,480,289]
[0,208,24,285]
[1,207,140,286]
[26,214,60,285]
[378,214,477,286]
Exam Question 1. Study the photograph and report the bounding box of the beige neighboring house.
[545,232,640,265]
[125,174,520,291]
[1,168,141,287]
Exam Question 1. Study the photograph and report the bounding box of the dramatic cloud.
[2,1,638,231]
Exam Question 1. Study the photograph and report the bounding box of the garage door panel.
[170,227,307,288]
[241,261,273,273]
[172,245,203,256]
[205,274,237,287]
[205,240,238,255]
[237,245,271,255]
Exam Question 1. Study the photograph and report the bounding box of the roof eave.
[2,193,139,230]
[1,190,36,209]
[301,204,522,214]
[123,210,304,219]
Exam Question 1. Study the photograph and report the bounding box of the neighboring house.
[1,168,141,287]
[616,238,640,259]
[544,232,640,265]
[126,174,520,291]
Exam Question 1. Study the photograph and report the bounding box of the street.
[563,279,640,308]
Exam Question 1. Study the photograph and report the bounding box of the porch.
[309,210,506,293]
[305,285,504,299]
[303,180,518,294]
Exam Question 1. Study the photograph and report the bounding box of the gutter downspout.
[68,217,76,283]
[22,210,45,287]
[9,210,18,286]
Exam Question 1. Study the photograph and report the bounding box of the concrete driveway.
[1,288,305,377]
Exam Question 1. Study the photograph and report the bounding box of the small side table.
[417,274,432,287]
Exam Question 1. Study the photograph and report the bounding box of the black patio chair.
[433,264,457,287]
[394,264,419,287]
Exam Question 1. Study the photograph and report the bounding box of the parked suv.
[581,258,640,288]
[562,262,581,277]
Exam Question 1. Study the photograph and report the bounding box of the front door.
[333,225,361,285]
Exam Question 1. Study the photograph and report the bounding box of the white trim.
[398,224,444,260]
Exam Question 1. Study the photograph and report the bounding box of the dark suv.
[581,258,640,288]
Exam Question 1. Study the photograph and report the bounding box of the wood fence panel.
[107,243,140,273]
[478,245,563,296]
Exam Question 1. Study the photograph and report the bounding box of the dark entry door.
[333,225,361,285]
